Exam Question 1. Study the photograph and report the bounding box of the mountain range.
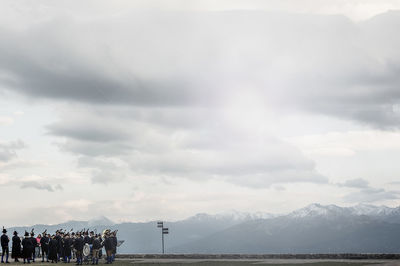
[6,203,400,254]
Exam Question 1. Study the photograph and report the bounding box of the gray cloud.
[3,8,399,190]
[343,187,400,203]
[338,178,370,188]
[1,11,400,128]
[46,119,132,143]
[77,156,127,184]
[19,181,63,192]
[0,140,25,162]
[339,178,400,203]
[56,109,328,187]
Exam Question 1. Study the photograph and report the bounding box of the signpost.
[157,221,169,254]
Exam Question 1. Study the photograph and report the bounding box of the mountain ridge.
[6,203,400,254]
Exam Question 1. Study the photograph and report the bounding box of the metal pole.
[162,227,165,254]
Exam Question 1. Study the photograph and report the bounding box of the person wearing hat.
[91,235,102,265]
[62,233,73,263]
[110,231,117,262]
[73,233,84,265]
[40,233,50,262]
[29,231,37,262]
[11,231,21,262]
[56,231,63,262]
[70,232,76,260]
[48,235,58,263]
[22,231,33,264]
[89,231,95,261]
[82,231,91,264]
[103,232,114,264]
[1,227,10,263]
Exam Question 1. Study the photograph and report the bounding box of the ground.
[4,259,400,266]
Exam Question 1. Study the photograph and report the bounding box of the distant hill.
[172,204,400,253]
[7,204,400,254]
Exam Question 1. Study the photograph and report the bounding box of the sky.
[1,0,400,226]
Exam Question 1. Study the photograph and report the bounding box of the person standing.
[89,231,95,262]
[73,233,84,266]
[22,231,33,264]
[110,232,117,262]
[83,231,91,264]
[11,231,21,262]
[91,235,102,265]
[63,234,72,263]
[48,235,58,263]
[40,234,50,262]
[35,234,42,260]
[56,231,63,262]
[103,233,114,264]
[29,231,37,263]
[1,227,10,263]
[70,233,76,260]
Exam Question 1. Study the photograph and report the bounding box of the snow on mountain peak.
[350,203,393,216]
[288,203,398,219]
[288,203,351,218]
[187,210,274,222]
[188,203,399,222]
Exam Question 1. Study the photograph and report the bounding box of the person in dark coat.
[82,231,91,264]
[70,233,76,260]
[22,231,33,264]
[73,233,84,265]
[91,235,102,265]
[110,232,117,262]
[29,232,37,263]
[97,236,102,260]
[48,235,58,263]
[63,234,72,263]
[11,231,21,262]
[56,232,63,262]
[103,234,114,264]
[1,227,10,263]
[40,234,50,262]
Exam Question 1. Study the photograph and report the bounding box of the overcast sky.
[1,0,400,226]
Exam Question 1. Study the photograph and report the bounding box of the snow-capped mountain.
[287,203,351,218]
[173,203,400,254]
[286,203,400,220]
[8,203,400,254]
[187,210,275,222]
[349,203,394,216]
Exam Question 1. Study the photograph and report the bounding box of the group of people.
[1,227,118,265]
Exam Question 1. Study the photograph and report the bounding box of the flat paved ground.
[5,259,400,266]
[125,259,398,266]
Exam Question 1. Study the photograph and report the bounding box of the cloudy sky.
[1,0,400,226]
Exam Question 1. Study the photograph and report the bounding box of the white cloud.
[0,116,14,126]
[13,111,24,116]
[286,130,400,157]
